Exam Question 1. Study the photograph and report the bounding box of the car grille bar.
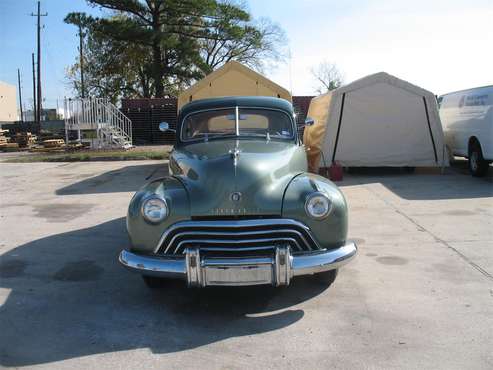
[155,219,321,255]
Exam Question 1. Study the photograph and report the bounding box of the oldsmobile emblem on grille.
[230,192,242,202]
[211,207,247,215]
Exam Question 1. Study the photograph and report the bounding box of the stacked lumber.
[42,138,65,148]
[0,129,19,151]
[29,138,66,153]
[15,132,37,148]
[0,129,8,146]
[66,142,84,150]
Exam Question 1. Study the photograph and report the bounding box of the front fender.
[127,176,190,253]
[282,173,348,249]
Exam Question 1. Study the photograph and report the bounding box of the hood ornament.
[229,148,241,166]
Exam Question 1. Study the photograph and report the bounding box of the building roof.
[337,71,434,97]
[177,61,292,109]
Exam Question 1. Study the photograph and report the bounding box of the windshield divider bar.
[235,106,239,136]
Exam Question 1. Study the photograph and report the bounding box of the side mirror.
[304,117,315,127]
[159,122,176,133]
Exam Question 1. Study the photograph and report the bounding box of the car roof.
[178,96,294,118]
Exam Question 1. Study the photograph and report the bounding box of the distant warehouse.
[0,81,17,124]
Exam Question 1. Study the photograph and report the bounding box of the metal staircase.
[64,98,133,149]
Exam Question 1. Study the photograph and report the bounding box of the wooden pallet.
[42,139,65,148]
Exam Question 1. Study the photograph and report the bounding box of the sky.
[1,0,492,110]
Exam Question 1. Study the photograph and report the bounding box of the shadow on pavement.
[0,218,330,367]
[56,163,169,195]
[338,164,492,200]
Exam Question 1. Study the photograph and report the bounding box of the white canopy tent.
[303,72,448,171]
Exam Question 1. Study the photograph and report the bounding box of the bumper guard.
[119,243,357,287]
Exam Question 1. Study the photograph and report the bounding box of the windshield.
[181,107,294,142]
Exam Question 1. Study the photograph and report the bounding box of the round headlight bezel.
[304,192,332,220]
[141,195,169,224]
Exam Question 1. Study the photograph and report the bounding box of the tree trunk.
[152,41,164,97]
[151,3,164,98]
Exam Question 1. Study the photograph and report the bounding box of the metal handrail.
[64,97,132,148]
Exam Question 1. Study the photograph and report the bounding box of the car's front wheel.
[313,269,338,286]
[468,141,489,177]
[142,275,164,289]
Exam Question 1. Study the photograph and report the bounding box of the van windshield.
[181,108,294,142]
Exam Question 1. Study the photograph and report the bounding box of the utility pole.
[32,53,37,122]
[17,69,24,122]
[78,22,85,98]
[31,1,47,125]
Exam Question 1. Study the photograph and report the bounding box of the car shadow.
[0,217,331,367]
[337,165,492,200]
[55,163,170,195]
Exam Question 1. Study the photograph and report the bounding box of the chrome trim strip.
[164,228,307,254]
[196,245,277,253]
[235,106,239,136]
[119,242,357,286]
[156,218,319,254]
[173,237,302,254]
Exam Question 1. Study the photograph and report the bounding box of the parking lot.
[0,160,492,369]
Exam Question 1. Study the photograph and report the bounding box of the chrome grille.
[156,219,321,255]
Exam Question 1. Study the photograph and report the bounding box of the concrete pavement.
[0,161,492,369]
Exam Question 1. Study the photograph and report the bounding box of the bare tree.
[200,17,287,74]
[310,61,344,94]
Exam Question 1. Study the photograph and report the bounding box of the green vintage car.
[119,96,357,287]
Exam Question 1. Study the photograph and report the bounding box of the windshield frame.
[179,106,297,144]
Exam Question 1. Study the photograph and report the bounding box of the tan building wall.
[0,81,17,122]
[178,61,292,110]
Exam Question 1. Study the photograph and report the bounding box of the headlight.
[305,192,332,219]
[141,196,168,223]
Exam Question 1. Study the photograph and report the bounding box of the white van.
[438,85,493,176]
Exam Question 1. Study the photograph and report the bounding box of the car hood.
[170,139,307,217]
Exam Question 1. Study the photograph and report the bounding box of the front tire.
[142,275,164,289]
[313,269,338,286]
[468,141,489,177]
[445,145,455,164]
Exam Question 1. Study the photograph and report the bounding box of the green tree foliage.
[65,0,286,100]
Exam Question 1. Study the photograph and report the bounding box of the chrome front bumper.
[119,243,357,287]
